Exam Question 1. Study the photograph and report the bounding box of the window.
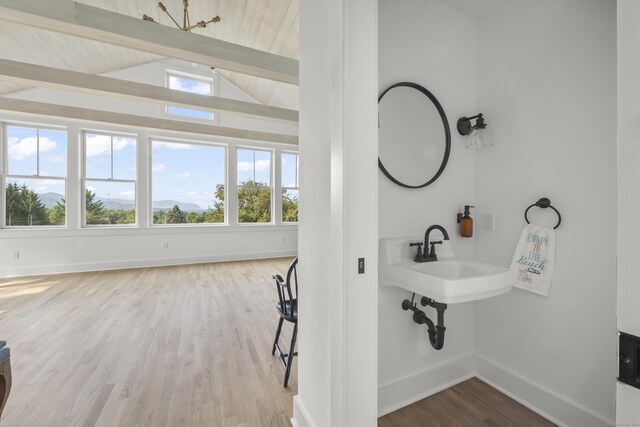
[151,140,225,225]
[4,125,67,227]
[83,132,137,225]
[281,152,299,223]
[166,72,213,120]
[237,148,272,223]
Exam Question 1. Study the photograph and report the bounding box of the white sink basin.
[379,237,513,304]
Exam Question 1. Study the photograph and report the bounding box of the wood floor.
[1,260,556,427]
[378,377,556,427]
[0,258,297,427]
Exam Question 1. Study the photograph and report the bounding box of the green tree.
[50,199,66,225]
[282,190,298,222]
[5,182,50,226]
[166,205,186,224]
[204,184,225,223]
[237,180,271,223]
[85,189,108,224]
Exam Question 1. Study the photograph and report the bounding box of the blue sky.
[152,140,226,209]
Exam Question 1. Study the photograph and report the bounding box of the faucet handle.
[430,241,443,246]
[409,242,424,247]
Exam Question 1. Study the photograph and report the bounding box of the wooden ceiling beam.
[0,59,298,124]
[0,98,298,145]
[0,0,299,85]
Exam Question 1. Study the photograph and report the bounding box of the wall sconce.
[457,113,493,149]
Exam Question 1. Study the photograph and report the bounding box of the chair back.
[275,257,298,318]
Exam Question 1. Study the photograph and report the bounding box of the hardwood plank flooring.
[0,258,297,427]
[378,377,557,427]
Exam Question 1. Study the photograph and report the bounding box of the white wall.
[474,1,617,425]
[616,0,640,423]
[377,0,479,415]
[0,60,298,278]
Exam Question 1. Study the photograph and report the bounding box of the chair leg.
[283,322,298,388]
[0,359,11,419]
[272,317,284,355]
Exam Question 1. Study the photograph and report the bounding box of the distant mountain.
[37,192,205,213]
[40,192,65,209]
[152,200,205,213]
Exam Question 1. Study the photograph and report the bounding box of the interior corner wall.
[377,0,479,415]
[474,1,617,425]
[616,0,640,423]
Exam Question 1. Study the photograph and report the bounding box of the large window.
[83,132,137,226]
[166,72,213,120]
[4,125,67,227]
[151,140,226,225]
[237,148,272,223]
[281,152,299,223]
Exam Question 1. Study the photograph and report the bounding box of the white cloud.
[153,141,194,150]
[86,185,97,192]
[186,190,213,200]
[85,134,133,157]
[33,179,64,193]
[177,172,191,179]
[152,163,167,173]
[237,159,270,172]
[8,136,57,160]
[119,190,135,199]
[169,76,211,95]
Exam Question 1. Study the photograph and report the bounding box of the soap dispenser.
[458,205,475,238]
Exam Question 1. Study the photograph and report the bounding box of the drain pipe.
[401,294,447,350]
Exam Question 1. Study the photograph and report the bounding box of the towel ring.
[524,197,561,229]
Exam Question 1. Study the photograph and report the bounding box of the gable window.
[3,124,67,227]
[151,139,226,225]
[166,71,213,120]
[83,132,137,226]
[237,148,272,224]
[281,152,299,223]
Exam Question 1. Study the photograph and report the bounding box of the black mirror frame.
[378,82,451,189]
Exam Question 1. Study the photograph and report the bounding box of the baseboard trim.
[292,396,315,427]
[476,355,613,427]
[377,353,475,417]
[1,250,297,278]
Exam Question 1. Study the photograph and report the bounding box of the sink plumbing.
[402,293,448,350]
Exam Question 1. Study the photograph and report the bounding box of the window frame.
[165,70,215,122]
[2,122,68,229]
[149,137,228,227]
[281,150,299,224]
[81,130,138,228]
[236,146,274,225]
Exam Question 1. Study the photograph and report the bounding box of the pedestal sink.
[379,237,513,303]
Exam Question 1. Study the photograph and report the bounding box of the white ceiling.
[0,0,299,109]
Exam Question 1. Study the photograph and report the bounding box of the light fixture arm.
[147,1,221,32]
[457,113,486,136]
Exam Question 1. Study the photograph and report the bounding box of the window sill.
[0,223,298,239]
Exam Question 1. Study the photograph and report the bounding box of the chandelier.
[142,1,221,32]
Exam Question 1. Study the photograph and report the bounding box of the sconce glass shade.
[466,127,493,149]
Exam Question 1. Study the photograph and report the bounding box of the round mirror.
[378,82,451,188]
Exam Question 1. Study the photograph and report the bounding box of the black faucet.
[410,225,450,263]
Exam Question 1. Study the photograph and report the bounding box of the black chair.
[271,257,298,387]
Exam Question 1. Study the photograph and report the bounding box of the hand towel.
[510,224,556,296]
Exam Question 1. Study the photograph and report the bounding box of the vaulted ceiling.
[0,0,299,109]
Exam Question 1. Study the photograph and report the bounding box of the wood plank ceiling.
[0,0,299,110]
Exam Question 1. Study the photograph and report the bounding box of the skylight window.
[166,72,213,120]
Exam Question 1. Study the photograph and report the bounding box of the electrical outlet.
[482,213,495,231]
[161,242,169,249]
[11,250,19,259]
